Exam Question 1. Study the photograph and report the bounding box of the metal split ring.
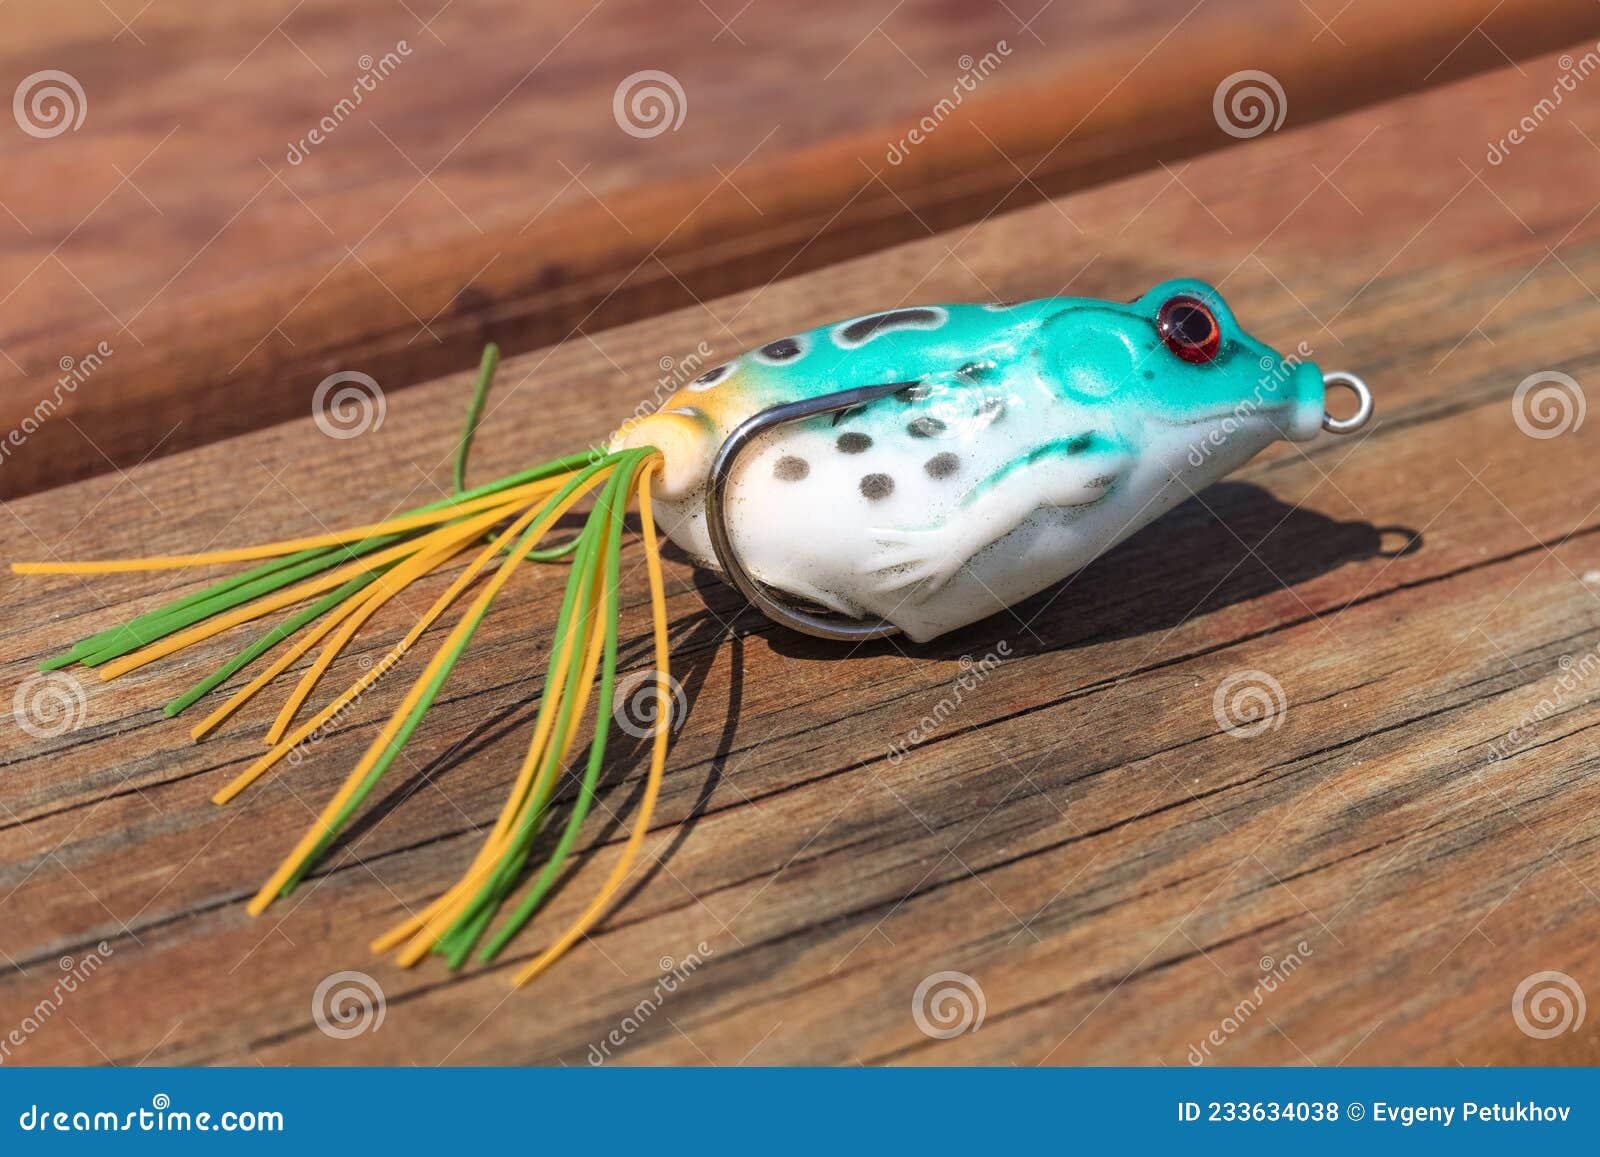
[1322,370,1374,434]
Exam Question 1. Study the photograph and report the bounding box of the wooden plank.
[4,42,1600,1064]
[2,0,1597,496]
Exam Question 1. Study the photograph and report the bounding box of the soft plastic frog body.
[614,278,1328,641]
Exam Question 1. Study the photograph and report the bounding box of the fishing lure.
[13,277,1371,988]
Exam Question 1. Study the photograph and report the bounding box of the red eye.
[1158,295,1221,364]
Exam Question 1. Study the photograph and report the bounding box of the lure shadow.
[308,485,1416,952]
[750,481,1421,662]
[315,583,741,946]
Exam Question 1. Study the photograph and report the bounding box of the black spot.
[1067,433,1095,454]
[692,363,733,388]
[979,396,1006,423]
[924,453,960,479]
[773,456,809,481]
[895,382,933,403]
[839,308,944,345]
[836,432,873,454]
[758,336,804,362]
[859,473,894,500]
[907,416,946,438]
[1142,369,1156,381]
[957,361,997,381]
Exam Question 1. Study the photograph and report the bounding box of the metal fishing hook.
[705,381,911,642]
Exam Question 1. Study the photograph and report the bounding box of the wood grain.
[1,0,1598,496]
[4,41,1600,1065]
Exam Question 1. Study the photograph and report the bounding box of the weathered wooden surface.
[4,43,1600,1065]
[2,0,1597,496]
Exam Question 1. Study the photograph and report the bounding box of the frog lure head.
[13,278,1370,990]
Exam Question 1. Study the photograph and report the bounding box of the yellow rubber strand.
[387,548,612,967]
[99,496,527,682]
[11,477,566,575]
[244,466,618,916]
[370,485,617,956]
[263,522,490,746]
[189,507,507,742]
[367,595,591,954]
[512,458,670,987]
[213,476,608,806]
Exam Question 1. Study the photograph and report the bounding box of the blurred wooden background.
[3,0,1600,1067]
[0,0,1597,494]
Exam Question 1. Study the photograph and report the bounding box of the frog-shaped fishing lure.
[615,278,1370,642]
[14,278,1371,990]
